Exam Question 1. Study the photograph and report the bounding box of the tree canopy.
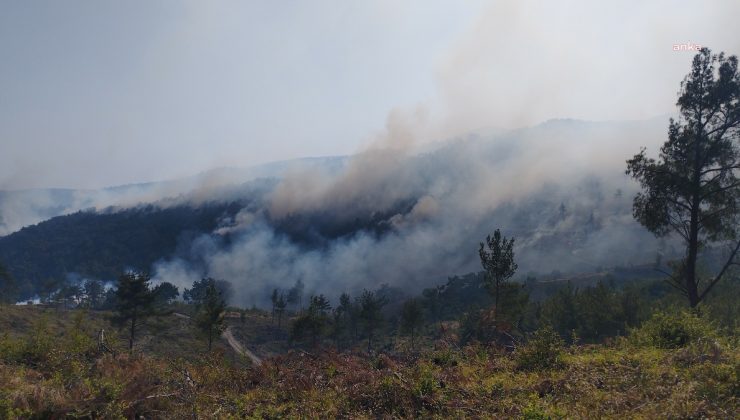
[400,298,424,350]
[627,48,740,307]
[114,272,157,351]
[0,261,17,303]
[195,281,227,351]
[479,229,518,318]
[359,289,388,352]
[153,282,179,304]
[184,278,233,305]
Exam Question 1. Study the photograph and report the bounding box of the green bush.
[522,402,551,420]
[414,364,437,398]
[431,348,458,367]
[22,316,55,365]
[516,326,564,371]
[0,397,31,419]
[630,310,717,349]
[0,333,23,362]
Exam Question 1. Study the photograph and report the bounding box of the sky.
[1,0,739,190]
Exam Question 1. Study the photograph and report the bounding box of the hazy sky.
[1,1,739,189]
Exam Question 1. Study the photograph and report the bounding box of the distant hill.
[0,118,681,303]
[0,156,348,237]
[0,203,244,298]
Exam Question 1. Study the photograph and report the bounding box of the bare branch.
[701,164,740,176]
[700,181,740,200]
[698,206,734,226]
[698,239,740,301]
[663,278,689,296]
[654,268,688,295]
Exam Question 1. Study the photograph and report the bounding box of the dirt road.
[222,326,262,365]
[173,312,262,365]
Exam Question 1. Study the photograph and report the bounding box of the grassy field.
[0,305,737,418]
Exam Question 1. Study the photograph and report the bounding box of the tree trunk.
[129,315,136,352]
[208,327,213,351]
[687,126,703,308]
[494,279,500,319]
[686,216,700,308]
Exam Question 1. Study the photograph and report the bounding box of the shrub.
[414,365,437,398]
[516,326,564,371]
[431,349,458,367]
[21,317,55,366]
[0,397,31,420]
[522,402,551,420]
[374,375,409,415]
[630,310,717,349]
[673,337,725,366]
[459,308,497,345]
[0,333,23,362]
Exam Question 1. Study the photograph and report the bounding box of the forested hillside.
[0,119,675,303]
[0,203,243,298]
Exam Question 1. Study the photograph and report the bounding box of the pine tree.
[479,229,518,319]
[333,292,353,348]
[270,288,279,323]
[400,298,424,350]
[83,279,105,309]
[359,289,387,352]
[0,262,17,304]
[275,292,287,328]
[287,279,304,312]
[195,282,226,351]
[152,282,179,305]
[291,294,332,347]
[627,48,740,307]
[114,272,156,352]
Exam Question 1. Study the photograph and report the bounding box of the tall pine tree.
[195,281,227,351]
[114,272,156,352]
[627,48,740,307]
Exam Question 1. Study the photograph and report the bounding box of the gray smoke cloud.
[150,117,674,306]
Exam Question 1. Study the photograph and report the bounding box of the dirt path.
[222,326,262,366]
[173,312,262,366]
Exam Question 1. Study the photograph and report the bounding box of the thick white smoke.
[151,117,672,306]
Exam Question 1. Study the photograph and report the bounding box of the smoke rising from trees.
[150,117,672,306]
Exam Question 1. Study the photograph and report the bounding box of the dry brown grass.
[0,306,737,418]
